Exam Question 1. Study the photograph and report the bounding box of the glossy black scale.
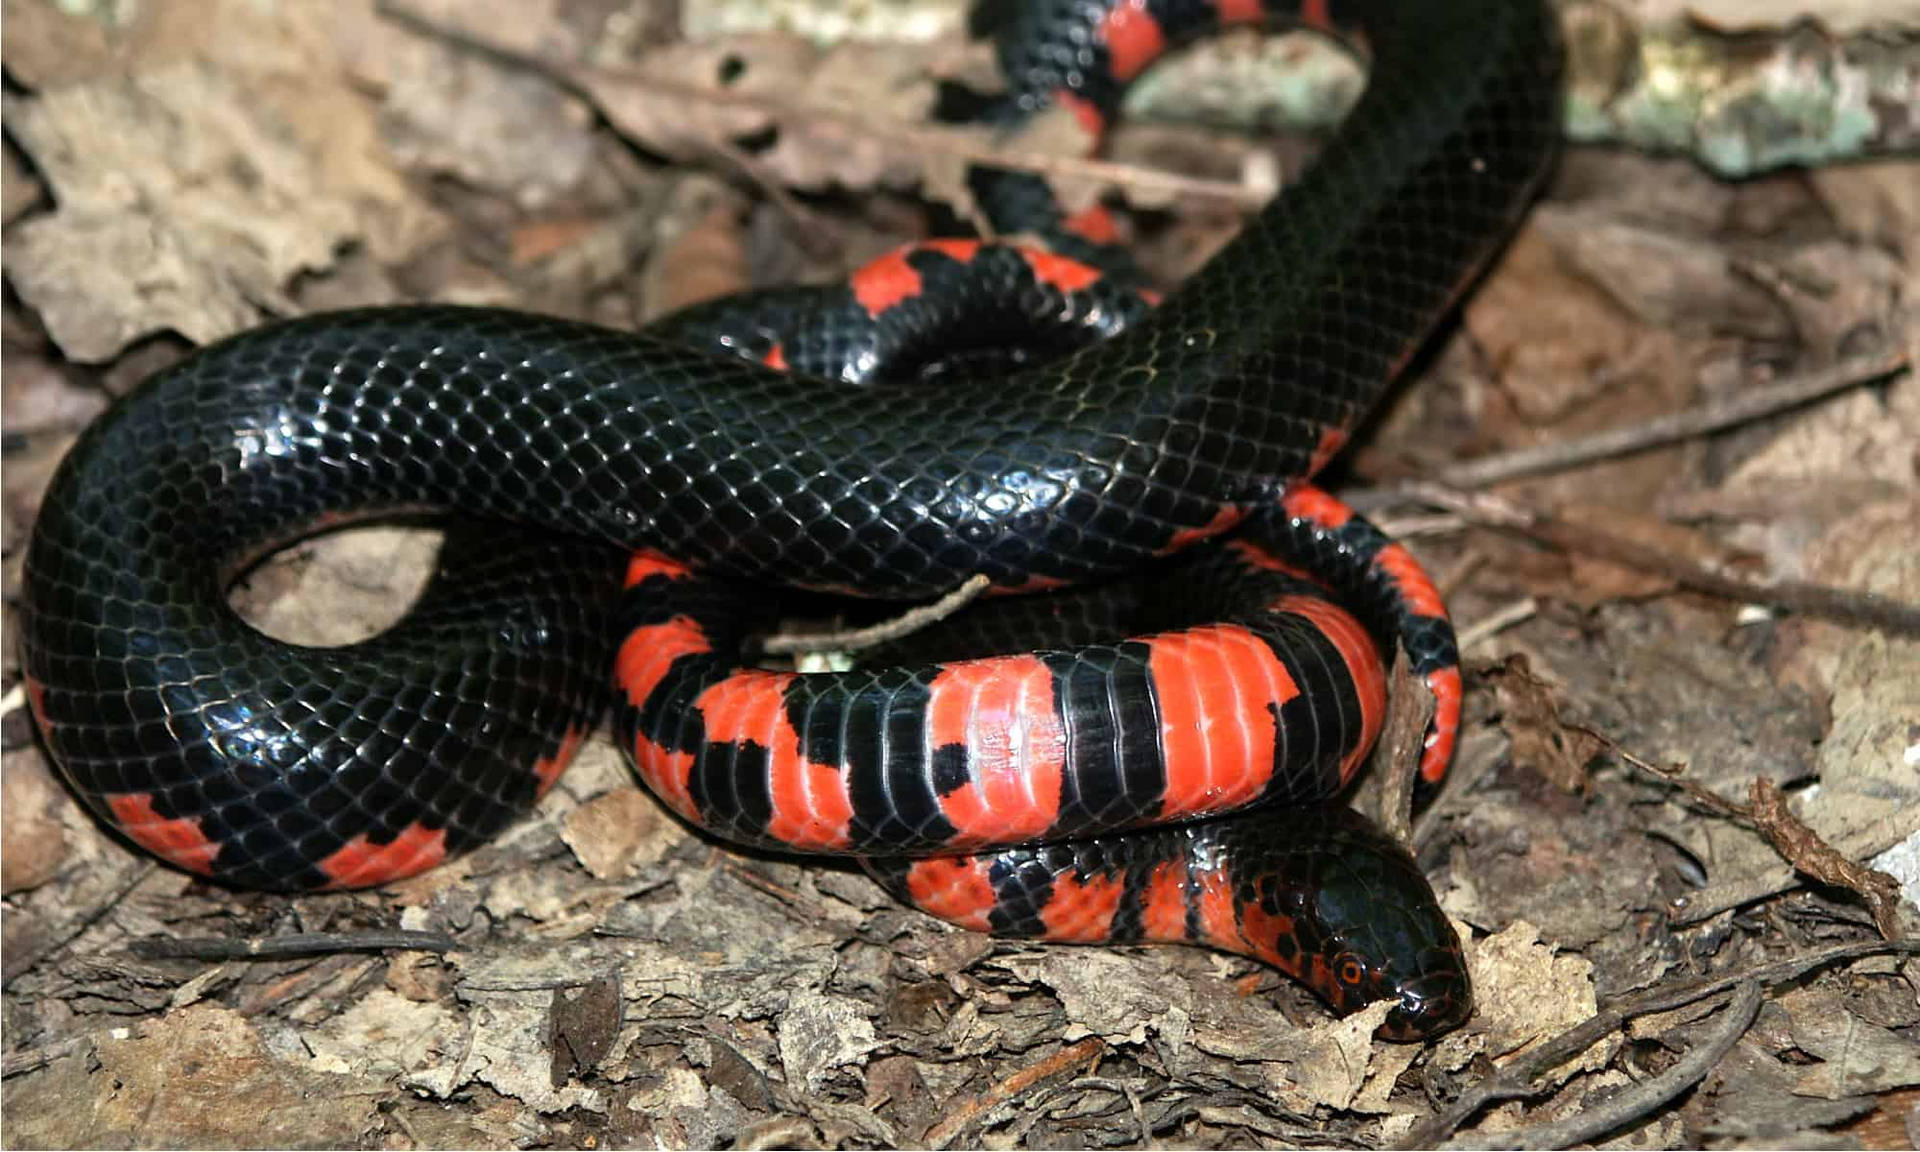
[20,0,1560,889]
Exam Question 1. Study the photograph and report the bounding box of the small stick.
[1395,481,1920,635]
[1395,938,1920,1149]
[1435,347,1908,489]
[1454,982,1762,1151]
[1017,1076,1152,1145]
[760,574,993,655]
[1453,596,1537,654]
[129,930,457,961]
[924,1037,1107,1148]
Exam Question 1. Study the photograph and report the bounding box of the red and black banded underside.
[866,804,1470,1041]
[611,513,1386,857]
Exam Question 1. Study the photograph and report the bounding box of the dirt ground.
[3,1,1917,1148]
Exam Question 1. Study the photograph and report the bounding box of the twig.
[1434,348,1908,489]
[1576,722,1910,936]
[129,930,457,961]
[1016,1076,1152,1145]
[1453,597,1538,654]
[377,1,1263,210]
[1370,650,1432,843]
[1665,806,1920,927]
[1448,982,1763,1151]
[1395,938,1920,1149]
[704,137,846,260]
[1393,481,1920,635]
[923,1037,1107,1148]
[1615,744,1919,930]
[759,574,993,655]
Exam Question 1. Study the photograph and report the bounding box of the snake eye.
[1335,951,1367,987]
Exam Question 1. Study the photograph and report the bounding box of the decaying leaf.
[1446,919,1602,1073]
[1781,986,1920,1099]
[5,66,361,362]
[1749,777,1905,939]
[1482,654,1609,793]
[560,787,677,879]
[1265,1000,1396,1113]
[550,971,624,1087]
[776,989,886,1093]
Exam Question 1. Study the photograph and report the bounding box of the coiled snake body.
[21,0,1561,1039]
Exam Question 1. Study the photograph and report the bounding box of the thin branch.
[924,1037,1108,1148]
[1395,938,1920,1149]
[759,574,993,655]
[1451,982,1762,1151]
[1435,347,1908,489]
[1392,481,1920,636]
[129,930,457,961]
[1453,597,1538,654]
[1017,1076,1152,1145]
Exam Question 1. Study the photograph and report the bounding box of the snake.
[18,0,1561,1041]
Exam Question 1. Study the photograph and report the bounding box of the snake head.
[1297,826,1473,1041]
[1229,806,1473,1041]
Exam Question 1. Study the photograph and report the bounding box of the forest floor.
[3,1,1917,1147]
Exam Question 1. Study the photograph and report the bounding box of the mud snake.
[20,0,1562,1039]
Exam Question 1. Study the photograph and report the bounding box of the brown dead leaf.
[512,216,605,266]
[1781,985,1920,1099]
[1465,226,1644,426]
[416,978,609,1112]
[374,36,599,208]
[387,950,456,1002]
[0,0,113,88]
[1834,1086,1920,1151]
[559,787,670,879]
[1811,159,1920,260]
[998,950,1193,1048]
[550,971,623,1087]
[304,987,464,1079]
[1265,1000,1396,1113]
[1460,223,1698,538]
[1483,654,1609,794]
[233,525,440,648]
[0,350,108,439]
[1750,777,1904,939]
[1774,497,1920,915]
[758,39,947,195]
[106,0,447,263]
[5,66,361,361]
[1443,920,1603,1074]
[581,36,806,162]
[1533,205,1788,337]
[777,988,886,1094]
